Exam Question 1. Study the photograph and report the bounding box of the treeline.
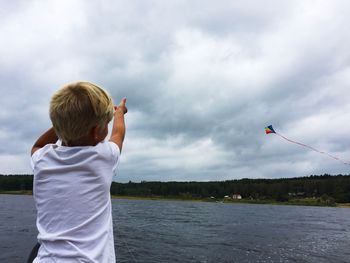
[0,174,33,192]
[2,174,349,203]
[110,174,350,203]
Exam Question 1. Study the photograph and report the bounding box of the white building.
[232,194,242,199]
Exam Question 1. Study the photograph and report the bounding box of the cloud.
[1,0,350,181]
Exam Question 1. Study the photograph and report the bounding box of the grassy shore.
[223,198,339,207]
[0,190,33,195]
[1,191,349,208]
[336,203,350,208]
[112,195,349,208]
[111,195,205,202]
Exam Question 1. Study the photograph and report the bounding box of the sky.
[1,0,350,182]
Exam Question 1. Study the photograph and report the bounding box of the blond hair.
[50,81,114,145]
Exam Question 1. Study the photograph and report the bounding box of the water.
[1,195,350,263]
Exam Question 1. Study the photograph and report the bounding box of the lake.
[1,195,350,262]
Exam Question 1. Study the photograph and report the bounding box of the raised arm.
[31,127,58,155]
[109,98,127,152]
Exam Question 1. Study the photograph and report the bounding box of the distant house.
[232,194,242,199]
[288,192,305,197]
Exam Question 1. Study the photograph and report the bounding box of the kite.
[265,125,350,166]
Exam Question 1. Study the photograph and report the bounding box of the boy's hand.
[114,98,127,114]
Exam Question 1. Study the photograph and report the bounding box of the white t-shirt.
[31,141,120,263]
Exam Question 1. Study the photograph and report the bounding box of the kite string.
[275,132,350,166]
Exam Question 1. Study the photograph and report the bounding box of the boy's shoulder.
[32,143,58,159]
[32,141,120,161]
[31,141,121,179]
[31,143,58,170]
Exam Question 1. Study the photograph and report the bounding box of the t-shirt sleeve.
[30,149,42,171]
[30,144,56,171]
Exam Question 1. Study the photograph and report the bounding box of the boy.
[30,81,127,262]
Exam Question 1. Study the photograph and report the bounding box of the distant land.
[1,174,350,207]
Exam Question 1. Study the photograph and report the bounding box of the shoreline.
[111,195,350,208]
[1,191,349,208]
[110,195,350,208]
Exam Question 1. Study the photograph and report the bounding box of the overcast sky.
[1,0,350,182]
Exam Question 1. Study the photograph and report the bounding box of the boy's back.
[32,141,119,262]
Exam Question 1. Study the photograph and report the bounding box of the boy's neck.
[63,135,99,147]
